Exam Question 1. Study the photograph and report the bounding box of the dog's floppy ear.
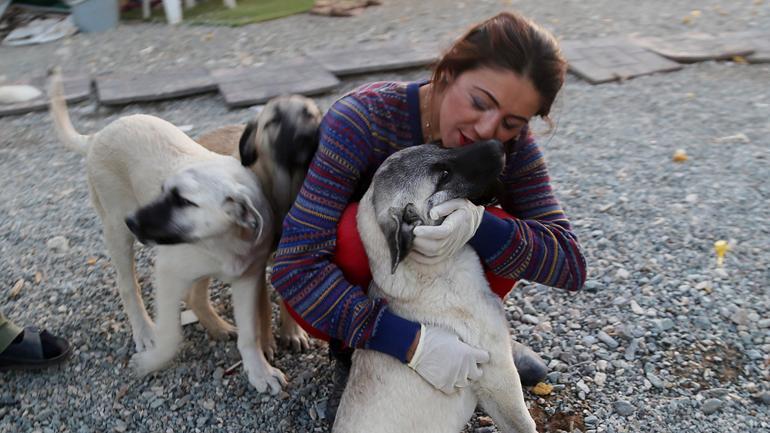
[238,120,258,167]
[225,192,264,243]
[385,203,423,274]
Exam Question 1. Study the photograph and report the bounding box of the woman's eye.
[471,96,486,110]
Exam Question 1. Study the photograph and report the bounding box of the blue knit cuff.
[468,211,511,260]
[365,308,420,363]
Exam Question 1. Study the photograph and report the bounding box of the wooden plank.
[96,68,217,105]
[560,37,682,84]
[0,72,91,117]
[212,57,340,108]
[308,42,439,76]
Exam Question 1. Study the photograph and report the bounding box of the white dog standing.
[333,141,538,433]
[48,69,286,394]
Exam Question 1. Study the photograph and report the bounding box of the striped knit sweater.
[271,80,586,362]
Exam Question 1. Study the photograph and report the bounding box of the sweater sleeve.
[468,136,587,291]
[270,96,419,361]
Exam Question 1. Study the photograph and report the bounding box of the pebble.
[597,331,619,349]
[613,400,635,416]
[702,398,723,415]
[594,372,607,387]
[653,318,675,331]
[46,235,70,253]
[522,314,540,325]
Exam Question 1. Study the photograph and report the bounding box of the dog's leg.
[257,277,276,360]
[278,303,310,352]
[187,277,237,341]
[231,269,287,394]
[223,0,236,9]
[129,264,190,376]
[142,0,150,18]
[475,349,538,433]
[100,217,156,353]
[183,0,195,9]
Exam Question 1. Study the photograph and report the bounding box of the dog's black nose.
[125,215,139,235]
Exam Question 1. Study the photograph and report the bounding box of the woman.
[271,11,586,421]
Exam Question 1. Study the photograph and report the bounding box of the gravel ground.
[1,1,769,432]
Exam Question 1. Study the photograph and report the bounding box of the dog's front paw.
[262,334,277,361]
[205,321,237,341]
[245,363,288,395]
[129,348,173,377]
[278,321,310,352]
[132,322,157,352]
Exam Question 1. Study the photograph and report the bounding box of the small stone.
[201,399,215,411]
[594,372,607,387]
[213,367,225,381]
[624,338,640,361]
[47,236,70,253]
[615,268,631,280]
[521,314,540,325]
[757,392,770,405]
[630,300,646,315]
[702,398,723,415]
[646,372,664,388]
[582,335,598,345]
[584,415,598,425]
[757,318,770,328]
[546,371,561,383]
[577,379,590,394]
[598,331,619,349]
[613,400,635,416]
[653,318,675,331]
[597,360,608,372]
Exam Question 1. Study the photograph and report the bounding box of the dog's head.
[125,159,266,246]
[364,140,506,273]
[238,94,322,174]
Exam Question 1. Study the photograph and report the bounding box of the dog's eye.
[171,188,198,207]
[439,169,451,182]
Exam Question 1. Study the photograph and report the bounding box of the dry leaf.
[672,149,689,162]
[34,271,42,284]
[86,257,98,265]
[531,382,553,396]
[10,279,24,298]
[732,55,748,64]
[478,416,494,427]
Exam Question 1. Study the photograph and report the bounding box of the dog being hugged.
[333,140,538,433]
[196,94,322,351]
[48,69,286,394]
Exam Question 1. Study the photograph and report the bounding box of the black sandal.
[0,326,71,371]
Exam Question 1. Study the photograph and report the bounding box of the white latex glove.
[412,198,484,265]
[408,324,490,394]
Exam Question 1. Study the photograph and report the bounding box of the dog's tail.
[48,67,90,155]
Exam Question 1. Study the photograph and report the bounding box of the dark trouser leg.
[326,339,353,426]
[512,341,548,387]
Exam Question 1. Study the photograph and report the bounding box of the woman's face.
[437,67,541,148]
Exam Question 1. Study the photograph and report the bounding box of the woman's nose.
[474,113,498,140]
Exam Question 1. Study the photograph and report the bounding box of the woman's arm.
[468,136,587,291]
[270,97,420,361]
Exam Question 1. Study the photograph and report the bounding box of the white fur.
[332,176,537,432]
[48,71,286,394]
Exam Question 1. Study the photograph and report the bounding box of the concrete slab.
[720,30,770,63]
[212,57,340,108]
[307,42,439,76]
[0,72,91,117]
[630,32,755,63]
[96,68,217,105]
[560,37,682,84]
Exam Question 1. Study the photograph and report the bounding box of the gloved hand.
[411,198,484,265]
[408,324,490,394]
